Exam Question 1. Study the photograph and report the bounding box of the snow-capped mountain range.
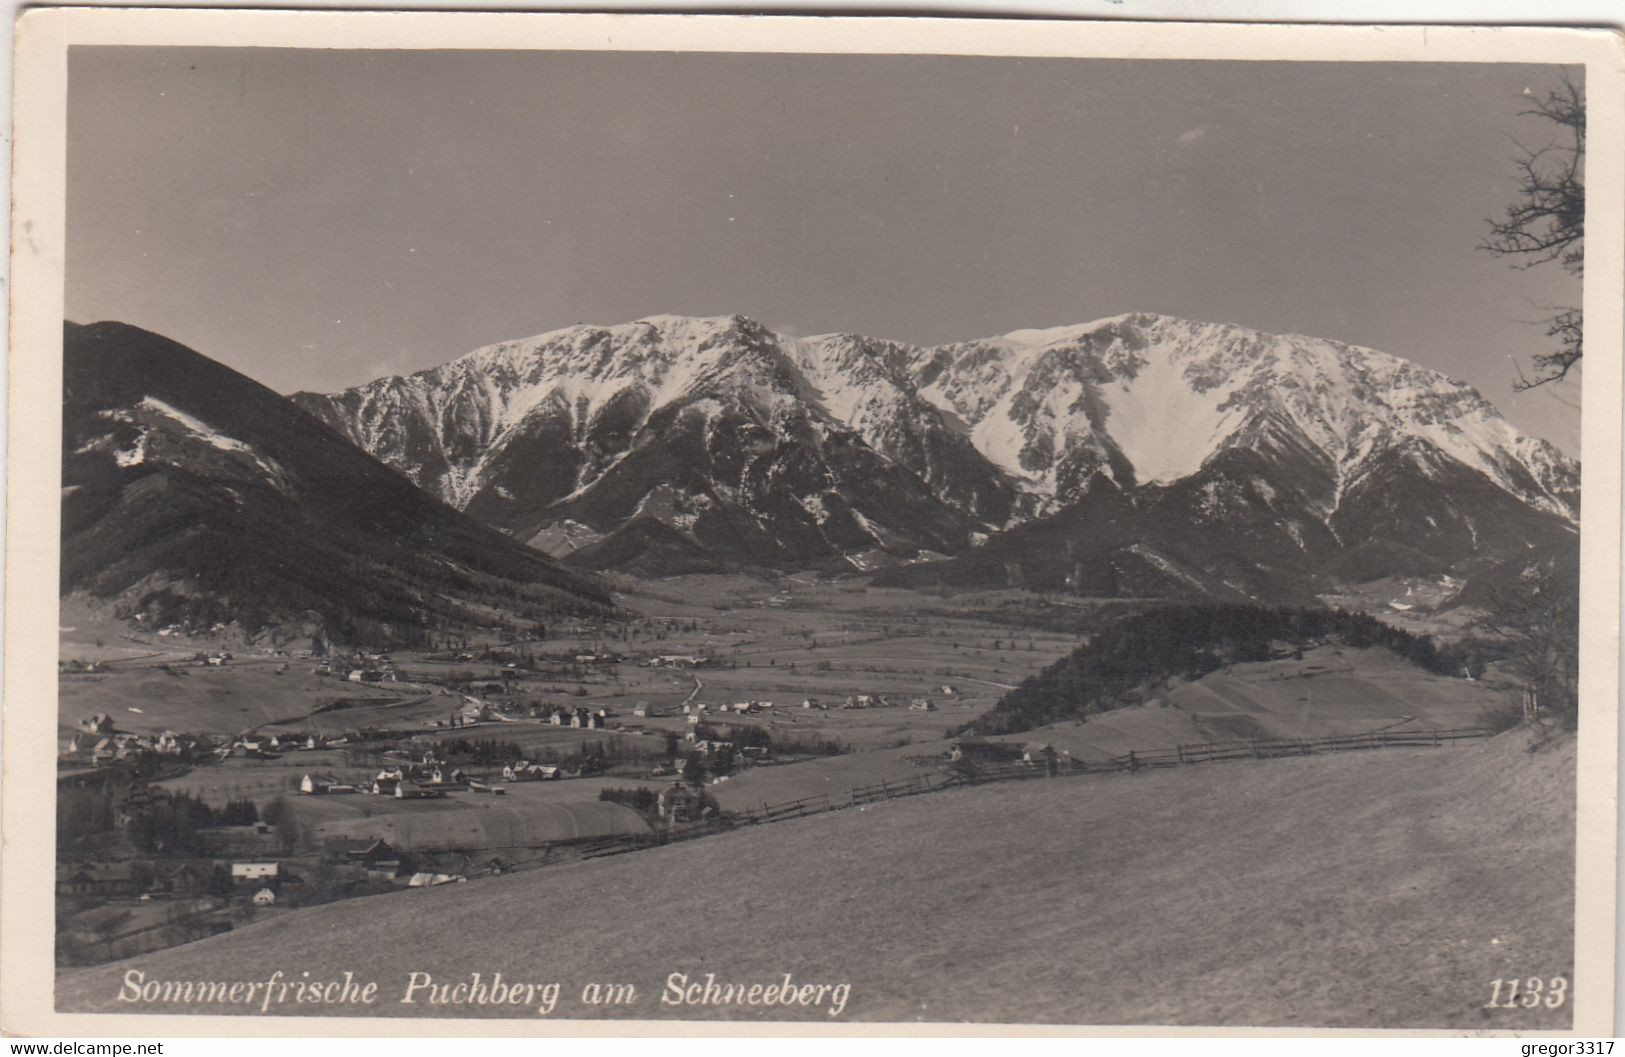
[294,312,1578,596]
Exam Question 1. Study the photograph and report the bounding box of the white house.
[299,773,336,795]
[252,887,277,906]
[231,862,279,882]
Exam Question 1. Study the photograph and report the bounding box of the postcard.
[3,10,1621,1037]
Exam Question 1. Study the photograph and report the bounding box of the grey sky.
[66,49,1582,453]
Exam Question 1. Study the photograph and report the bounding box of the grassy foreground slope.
[59,733,1573,1028]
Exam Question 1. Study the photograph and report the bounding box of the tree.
[263,795,300,854]
[1473,553,1579,730]
[681,751,707,787]
[1482,74,1585,388]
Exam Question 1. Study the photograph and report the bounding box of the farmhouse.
[77,713,116,735]
[230,861,279,883]
[346,839,403,879]
[394,781,446,800]
[501,761,560,782]
[909,698,937,712]
[632,702,657,718]
[658,782,701,823]
[56,862,141,898]
[299,773,335,795]
[251,887,277,906]
[163,863,210,898]
[946,737,1024,762]
[429,766,468,786]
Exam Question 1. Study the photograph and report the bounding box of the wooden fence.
[479,725,1501,865]
[1106,726,1495,771]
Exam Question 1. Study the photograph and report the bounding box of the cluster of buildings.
[501,760,560,781]
[218,732,338,760]
[300,760,468,798]
[55,857,294,908]
[61,721,204,765]
[643,654,720,669]
[946,737,1062,770]
[535,705,607,729]
[341,839,472,888]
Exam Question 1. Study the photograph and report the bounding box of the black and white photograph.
[3,11,1621,1036]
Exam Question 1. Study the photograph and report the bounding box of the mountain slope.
[62,321,613,645]
[299,312,1578,597]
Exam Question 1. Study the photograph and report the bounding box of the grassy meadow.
[57,730,1574,1029]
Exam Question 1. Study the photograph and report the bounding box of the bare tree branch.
[1481,73,1586,389]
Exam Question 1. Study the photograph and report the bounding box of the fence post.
[1177,745,1186,764]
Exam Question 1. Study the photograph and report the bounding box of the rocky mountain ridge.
[294,312,1578,598]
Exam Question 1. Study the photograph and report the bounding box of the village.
[54,575,1099,966]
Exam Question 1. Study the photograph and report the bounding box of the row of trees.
[58,785,264,856]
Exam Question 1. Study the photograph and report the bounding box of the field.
[57,730,1575,1028]
[57,666,403,739]
[1012,644,1515,763]
[151,751,374,805]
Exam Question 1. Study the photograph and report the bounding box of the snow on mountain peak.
[302,310,1577,535]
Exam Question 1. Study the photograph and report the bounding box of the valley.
[56,571,1535,1014]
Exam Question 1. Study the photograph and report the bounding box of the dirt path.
[951,675,1018,691]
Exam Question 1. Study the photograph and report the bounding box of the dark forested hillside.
[970,605,1463,736]
[61,321,615,645]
